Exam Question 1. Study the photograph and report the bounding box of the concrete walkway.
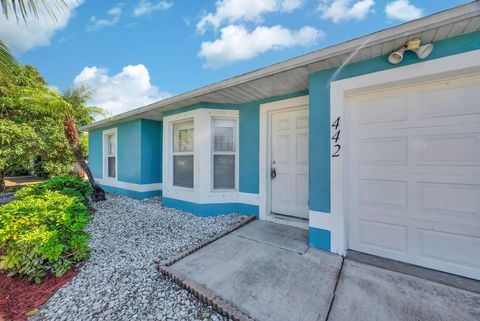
[169,220,480,321]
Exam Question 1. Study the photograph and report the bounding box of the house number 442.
[331,117,341,157]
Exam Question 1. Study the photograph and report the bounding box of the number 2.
[332,144,341,157]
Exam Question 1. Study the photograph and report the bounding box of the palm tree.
[62,86,107,202]
[1,1,107,201]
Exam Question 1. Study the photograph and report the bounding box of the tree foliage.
[0,65,66,181]
[0,64,104,193]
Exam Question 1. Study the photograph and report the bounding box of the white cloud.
[196,0,304,33]
[108,6,123,16]
[199,24,324,68]
[88,4,122,31]
[73,64,171,116]
[280,0,304,11]
[385,0,422,21]
[318,0,374,23]
[133,0,173,17]
[0,0,83,52]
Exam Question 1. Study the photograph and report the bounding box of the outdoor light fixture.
[388,39,434,64]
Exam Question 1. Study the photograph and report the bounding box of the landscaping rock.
[30,194,245,321]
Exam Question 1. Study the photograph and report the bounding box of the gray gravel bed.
[31,194,245,321]
[0,192,14,205]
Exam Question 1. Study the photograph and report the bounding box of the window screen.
[173,120,194,188]
[105,133,116,178]
[213,119,236,190]
[173,155,194,188]
[213,155,235,189]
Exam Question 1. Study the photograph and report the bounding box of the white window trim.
[102,128,117,182]
[211,117,239,192]
[328,49,480,257]
[171,118,195,189]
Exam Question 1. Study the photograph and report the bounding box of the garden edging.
[156,215,256,321]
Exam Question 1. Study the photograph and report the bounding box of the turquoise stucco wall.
[308,31,480,214]
[101,185,162,199]
[87,118,163,197]
[88,119,142,183]
[118,120,142,183]
[163,197,258,217]
[88,129,103,179]
[141,119,162,184]
[309,227,331,251]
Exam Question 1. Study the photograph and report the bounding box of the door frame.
[327,49,480,256]
[259,95,309,228]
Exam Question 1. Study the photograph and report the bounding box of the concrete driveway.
[169,220,480,321]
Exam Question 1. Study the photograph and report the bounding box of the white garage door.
[347,74,480,280]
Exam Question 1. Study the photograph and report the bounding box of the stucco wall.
[141,119,162,184]
[87,118,163,198]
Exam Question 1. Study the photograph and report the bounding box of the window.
[173,120,194,188]
[213,119,236,190]
[104,130,117,179]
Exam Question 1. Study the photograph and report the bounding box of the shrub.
[0,191,91,283]
[15,175,93,205]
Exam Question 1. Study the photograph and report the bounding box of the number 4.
[331,130,340,143]
[331,117,340,130]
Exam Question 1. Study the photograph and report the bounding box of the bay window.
[164,109,239,202]
[173,120,194,188]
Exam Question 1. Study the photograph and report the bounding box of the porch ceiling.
[80,2,480,131]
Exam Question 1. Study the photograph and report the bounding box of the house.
[81,2,480,281]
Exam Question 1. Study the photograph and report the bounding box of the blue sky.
[0,0,470,115]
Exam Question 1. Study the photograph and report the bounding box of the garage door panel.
[419,80,480,119]
[356,137,408,165]
[347,74,480,280]
[354,179,407,210]
[418,229,480,269]
[416,133,480,166]
[352,95,408,125]
[352,218,408,254]
[418,182,480,221]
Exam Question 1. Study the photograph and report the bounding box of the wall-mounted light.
[388,39,434,64]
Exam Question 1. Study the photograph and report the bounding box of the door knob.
[271,168,277,179]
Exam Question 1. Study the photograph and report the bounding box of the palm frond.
[63,84,109,122]
[0,40,19,81]
[87,106,110,118]
[0,0,68,21]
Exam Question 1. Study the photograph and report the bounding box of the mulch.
[0,267,78,321]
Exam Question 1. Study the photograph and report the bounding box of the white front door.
[347,74,480,280]
[270,108,309,219]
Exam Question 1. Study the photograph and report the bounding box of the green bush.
[15,175,93,205]
[0,191,91,283]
